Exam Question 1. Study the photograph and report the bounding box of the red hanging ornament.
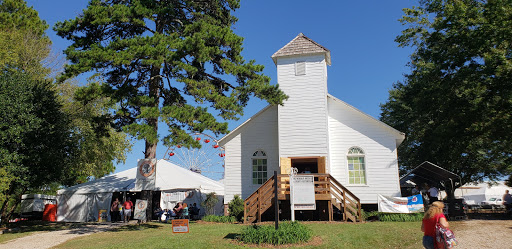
[169,152,175,156]
[204,139,210,143]
[213,144,219,148]
[177,145,181,148]
[196,137,201,141]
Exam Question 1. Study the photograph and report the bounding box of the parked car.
[480,198,504,208]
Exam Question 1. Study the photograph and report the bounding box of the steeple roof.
[271,33,331,65]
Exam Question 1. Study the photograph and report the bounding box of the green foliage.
[57,80,132,185]
[362,209,423,222]
[381,0,512,184]
[54,0,287,157]
[201,215,237,223]
[0,72,73,221]
[239,221,312,245]
[228,194,244,221]
[201,192,219,216]
[0,0,51,78]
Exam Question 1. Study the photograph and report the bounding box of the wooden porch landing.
[243,173,362,223]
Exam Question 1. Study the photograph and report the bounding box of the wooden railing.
[243,173,362,223]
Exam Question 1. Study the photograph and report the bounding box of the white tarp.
[57,193,112,222]
[57,159,224,222]
[459,181,510,205]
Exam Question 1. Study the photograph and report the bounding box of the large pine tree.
[55,0,287,159]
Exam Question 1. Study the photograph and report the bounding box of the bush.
[378,213,424,222]
[362,210,424,222]
[239,221,312,245]
[228,195,244,221]
[201,215,237,223]
[201,192,219,215]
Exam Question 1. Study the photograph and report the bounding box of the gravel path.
[454,219,512,249]
[0,222,131,249]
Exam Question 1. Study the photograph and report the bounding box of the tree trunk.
[0,184,16,223]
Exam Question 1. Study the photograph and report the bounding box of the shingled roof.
[271,33,331,65]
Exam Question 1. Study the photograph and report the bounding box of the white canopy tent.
[57,159,224,222]
[456,181,510,205]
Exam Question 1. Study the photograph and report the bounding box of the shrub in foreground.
[201,215,237,223]
[228,195,244,221]
[239,221,312,245]
[363,210,424,222]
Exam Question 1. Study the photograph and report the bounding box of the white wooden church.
[218,33,404,221]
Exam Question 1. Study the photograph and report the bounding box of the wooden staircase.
[243,173,362,223]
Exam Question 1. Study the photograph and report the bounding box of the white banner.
[135,159,156,190]
[134,199,148,220]
[378,194,424,213]
[292,175,316,210]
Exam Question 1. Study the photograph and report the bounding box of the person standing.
[421,201,449,249]
[427,184,439,204]
[503,190,512,212]
[110,198,120,222]
[123,197,133,223]
[412,185,421,195]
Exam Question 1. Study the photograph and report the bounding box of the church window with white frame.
[347,147,366,185]
[252,150,267,184]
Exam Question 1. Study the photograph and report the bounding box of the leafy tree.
[381,0,512,187]
[0,0,132,222]
[228,194,244,221]
[0,72,73,222]
[58,80,133,185]
[54,0,287,160]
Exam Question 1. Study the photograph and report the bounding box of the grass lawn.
[54,221,428,248]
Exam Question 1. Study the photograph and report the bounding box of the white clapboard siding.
[327,96,402,204]
[277,54,329,158]
[222,106,279,204]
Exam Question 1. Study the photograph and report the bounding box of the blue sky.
[25,0,417,176]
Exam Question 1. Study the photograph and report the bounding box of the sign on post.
[292,175,316,210]
[172,219,189,233]
[134,199,148,220]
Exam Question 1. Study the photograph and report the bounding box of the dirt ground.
[452,219,512,249]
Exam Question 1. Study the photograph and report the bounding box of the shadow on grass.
[110,223,160,232]
[2,221,76,234]
[224,233,240,240]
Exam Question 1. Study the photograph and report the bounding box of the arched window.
[252,150,267,184]
[347,147,366,185]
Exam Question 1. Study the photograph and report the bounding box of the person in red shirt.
[421,201,449,249]
[123,197,134,223]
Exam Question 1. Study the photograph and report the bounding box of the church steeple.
[271,33,331,65]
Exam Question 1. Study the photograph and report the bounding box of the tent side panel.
[57,194,88,222]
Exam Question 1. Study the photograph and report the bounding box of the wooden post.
[244,197,247,224]
[257,189,261,223]
[342,190,346,222]
[327,179,332,222]
[274,171,279,230]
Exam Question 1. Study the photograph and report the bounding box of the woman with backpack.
[421,201,449,249]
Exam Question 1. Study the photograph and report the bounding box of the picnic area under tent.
[57,159,224,222]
